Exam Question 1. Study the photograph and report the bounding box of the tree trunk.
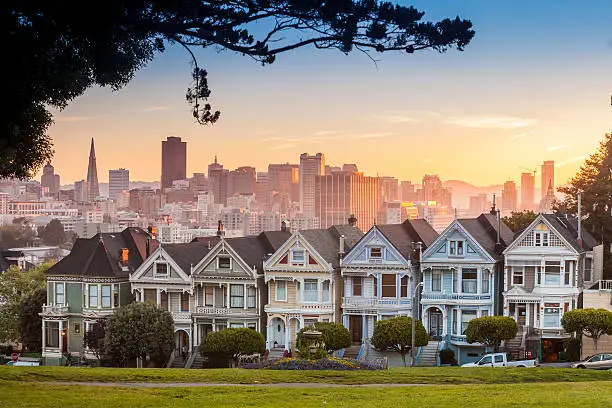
[593,336,598,354]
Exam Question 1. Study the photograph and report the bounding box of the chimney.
[577,192,583,249]
[495,209,502,253]
[338,235,345,260]
[217,220,225,237]
[348,214,357,227]
[281,220,287,233]
[121,248,129,266]
[490,194,497,215]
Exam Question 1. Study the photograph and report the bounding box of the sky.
[43,0,612,187]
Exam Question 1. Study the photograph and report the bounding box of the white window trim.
[154,262,169,279]
[217,256,232,270]
[449,240,465,257]
[511,267,525,286]
[368,246,383,261]
[290,248,306,265]
[431,271,442,292]
[303,279,318,303]
[55,282,65,306]
[275,280,287,302]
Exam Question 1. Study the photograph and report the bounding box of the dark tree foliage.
[296,321,351,353]
[5,0,475,178]
[19,287,47,352]
[465,316,518,352]
[370,316,428,367]
[0,224,36,249]
[84,320,107,360]
[557,133,612,277]
[561,308,612,354]
[502,210,538,233]
[200,328,265,367]
[37,219,66,246]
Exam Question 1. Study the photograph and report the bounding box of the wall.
[581,289,612,358]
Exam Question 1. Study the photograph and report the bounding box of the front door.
[349,315,363,343]
[517,306,526,327]
[429,310,443,338]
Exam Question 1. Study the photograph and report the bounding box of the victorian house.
[502,213,598,363]
[341,220,437,345]
[41,228,154,365]
[420,213,514,364]
[263,224,362,351]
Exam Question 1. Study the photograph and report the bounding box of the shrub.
[200,328,265,367]
[465,316,518,352]
[563,337,581,362]
[371,316,428,367]
[439,348,455,365]
[296,322,351,356]
[0,344,14,355]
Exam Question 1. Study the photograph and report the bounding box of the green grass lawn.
[1,381,611,408]
[1,365,611,385]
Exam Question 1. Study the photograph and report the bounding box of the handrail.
[165,350,175,368]
[185,350,197,368]
[599,280,612,291]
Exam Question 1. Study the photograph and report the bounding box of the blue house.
[420,213,514,364]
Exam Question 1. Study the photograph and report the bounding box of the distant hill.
[444,180,504,209]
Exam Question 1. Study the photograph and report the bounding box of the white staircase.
[267,348,286,361]
[417,340,440,367]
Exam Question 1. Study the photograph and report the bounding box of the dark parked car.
[570,353,612,369]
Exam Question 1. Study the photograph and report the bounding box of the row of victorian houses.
[40,210,609,366]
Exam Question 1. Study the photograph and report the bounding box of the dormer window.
[291,249,305,265]
[449,240,464,256]
[154,262,169,279]
[218,256,231,269]
[369,247,382,260]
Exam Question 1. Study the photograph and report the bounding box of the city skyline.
[38,1,611,186]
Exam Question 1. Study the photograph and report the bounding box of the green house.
[41,227,155,365]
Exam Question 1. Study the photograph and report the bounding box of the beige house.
[581,280,612,358]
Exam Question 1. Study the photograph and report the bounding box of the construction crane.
[519,167,537,177]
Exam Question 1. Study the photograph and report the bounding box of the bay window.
[304,279,318,302]
[45,321,59,348]
[230,285,244,308]
[543,305,560,328]
[88,285,98,308]
[381,274,396,297]
[247,286,257,308]
[461,310,477,334]
[544,261,561,286]
[462,269,477,293]
[101,285,111,308]
[275,280,287,301]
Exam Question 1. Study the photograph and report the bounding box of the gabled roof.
[46,227,154,278]
[377,219,438,261]
[299,225,363,268]
[541,213,597,251]
[456,214,514,261]
[163,241,219,274]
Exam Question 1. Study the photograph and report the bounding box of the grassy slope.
[1,381,612,408]
[1,366,611,384]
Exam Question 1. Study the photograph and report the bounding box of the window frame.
[512,267,524,286]
[461,268,477,294]
[322,280,330,303]
[291,248,306,264]
[88,284,98,308]
[275,280,287,302]
[205,286,214,306]
[352,277,363,297]
[55,282,65,306]
[180,292,190,312]
[113,285,120,307]
[431,270,442,292]
[230,284,245,308]
[381,274,396,298]
[481,269,490,293]
[217,256,231,269]
[303,279,318,303]
[154,262,169,279]
[461,310,477,335]
[101,285,111,308]
[247,286,257,308]
[369,247,382,260]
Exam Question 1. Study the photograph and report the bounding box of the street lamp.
[410,241,423,368]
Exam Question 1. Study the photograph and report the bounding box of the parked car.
[461,352,539,368]
[570,353,612,370]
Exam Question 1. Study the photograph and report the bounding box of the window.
[369,247,382,260]
[304,279,318,302]
[155,263,168,278]
[275,280,287,301]
[160,291,168,310]
[89,285,98,308]
[401,276,409,297]
[45,321,59,348]
[479,355,492,365]
[494,355,504,364]
[462,269,477,293]
[535,232,549,247]
[352,277,363,297]
[481,270,490,293]
[461,310,477,334]
[584,258,593,282]
[181,292,189,312]
[481,310,489,317]
[544,261,561,286]
[543,305,560,327]
[230,285,244,308]
[101,285,111,308]
[449,240,464,256]
[55,283,65,306]
[230,323,244,328]
[512,267,524,285]
[218,257,231,269]
[452,271,459,293]
[113,285,120,307]
[247,286,257,308]
[247,323,257,330]
[431,271,442,292]
[205,286,214,306]
[564,261,572,285]
[452,309,458,335]
[373,276,378,297]
[381,274,396,297]
[143,289,156,303]
[74,323,81,334]
[322,281,330,303]
[291,249,305,264]
[304,319,317,328]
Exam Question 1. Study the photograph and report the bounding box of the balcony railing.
[193,306,256,315]
[342,297,411,308]
[421,293,492,301]
[301,303,334,310]
[41,305,70,315]
[171,312,192,321]
[599,280,612,291]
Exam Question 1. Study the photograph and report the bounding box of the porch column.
[42,320,46,352]
[156,289,161,307]
[377,274,382,298]
[266,323,272,349]
[362,314,367,341]
[226,284,230,309]
[58,320,63,352]
[526,303,531,328]
[212,318,216,332]
[476,268,481,294]
[192,323,198,350]
[285,320,291,350]
[243,284,248,310]
[318,279,323,304]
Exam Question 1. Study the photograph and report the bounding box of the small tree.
[84,320,106,361]
[561,308,612,354]
[370,316,428,367]
[296,322,351,355]
[465,316,518,352]
[105,302,174,367]
[38,219,66,246]
[19,287,46,352]
[200,328,265,367]
[502,210,538,233]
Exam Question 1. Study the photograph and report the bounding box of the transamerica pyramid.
[86,137,99,201]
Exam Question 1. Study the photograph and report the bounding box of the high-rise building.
[41,162,60,198]
[86,138,99,201]
[161,136,187,190]
[229,166,256,196]
[417,175,452,208]
[299,153,325,217]
[469,194,489,215]
[74,180,89,202]
[521,172,535,210]
[315,170,379,231]
[268,163,299,201]
[208,156,229,205]
[378,176,399,205]
[255,172,270,209]
[501,180,518,215]
[109,168,130,200]
[541,160,555,199]
[400,181,417,202]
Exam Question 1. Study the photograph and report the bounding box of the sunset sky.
[43,0,611,187]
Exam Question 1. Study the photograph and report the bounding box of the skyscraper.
[86,138,99,201]
[299,153,325,217]
[521,172,535,210]
[109,168,130,200]
[541,160,555,199]
[41,162,60,198]
[161,136,187,190]
[268,163,299,201]
[501,180,518,215]
[74,180,89,202]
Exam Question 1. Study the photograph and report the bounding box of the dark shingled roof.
[457,214,514,261]
[163,240,219,274]
[47,227,153,278]
[298,225,363,268]
[377,219,439,261]
[542,213,597,251]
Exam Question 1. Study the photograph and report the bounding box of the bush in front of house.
[439,348,456,365]
[267,357,362,370]
[200,328,265,368]
[563,337,581,362]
